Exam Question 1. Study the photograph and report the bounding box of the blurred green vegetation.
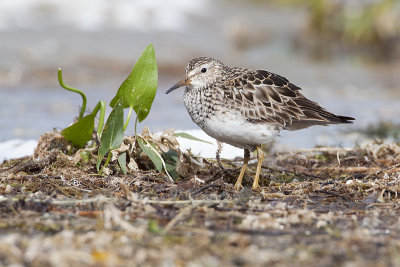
[362,121,400,142]
[307,0,399,43]
[269,0,400,60]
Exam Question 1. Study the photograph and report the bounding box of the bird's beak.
[166,77,191,94]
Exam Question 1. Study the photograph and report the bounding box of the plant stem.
[101,152,112,174]
[135,116,138,135]
[58,68,87,119]
[124,106,133,131]
[91,101,106,136]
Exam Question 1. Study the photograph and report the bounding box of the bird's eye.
[201,68,207,73]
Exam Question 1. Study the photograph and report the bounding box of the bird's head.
[166,57,224,94]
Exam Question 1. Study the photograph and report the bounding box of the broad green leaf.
[110,43,158,122]
[62,114,95,147]
[118,151,127,175]
[174,132,213,144]
[137,136,162,173]
[96,100,124,171]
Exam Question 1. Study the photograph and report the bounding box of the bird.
[166,57,354,190]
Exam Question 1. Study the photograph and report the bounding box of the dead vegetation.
[1,131,400,266]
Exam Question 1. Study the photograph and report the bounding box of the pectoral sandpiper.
[166,57,354,190]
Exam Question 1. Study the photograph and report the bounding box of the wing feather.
[222,69,354,129]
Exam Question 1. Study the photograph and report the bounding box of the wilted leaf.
[97,100,124,171]
[110,43,158,122]
[62,114,95,147]
[174,132,213,144]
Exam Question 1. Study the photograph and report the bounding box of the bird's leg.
[252,146,264,190]
[216,141,225,170]
[234,149,250,190]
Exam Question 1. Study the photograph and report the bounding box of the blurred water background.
[1,0,399,152]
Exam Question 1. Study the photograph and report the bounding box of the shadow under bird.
[166,57,355,190]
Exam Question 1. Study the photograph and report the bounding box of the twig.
[0,196,234,206]
[363,163,400,180]
[144,199,233,205]
[163,205,195,234]
[191,184,222,198]
[261,165,325,180]
[12,152,58,174]
[0,195,111,205]
[277,147,353,154]
[314,190,351,201]
[204,173,224,183]
[0,159,26,172]
[24,174,62,180]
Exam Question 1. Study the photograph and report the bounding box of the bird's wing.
[223,69,354,130]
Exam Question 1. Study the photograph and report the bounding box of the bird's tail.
[337,115,355,124]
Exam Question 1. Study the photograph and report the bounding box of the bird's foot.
[233,182,243,191]
[251,183,260,190]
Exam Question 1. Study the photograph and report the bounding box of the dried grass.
[0,131,399,266]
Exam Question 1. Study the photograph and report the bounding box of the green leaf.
[80,150,90,164]
[137,136,163,173]
[162,149,180,181]
[174,132,213,144]
[110,43,158,122]
[118,152,127,175]
[148,219,161,234]
[62,114,95,147]
[136,136,174,182]
[96,100,124,171]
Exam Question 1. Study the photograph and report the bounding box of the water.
[1,0,399,149]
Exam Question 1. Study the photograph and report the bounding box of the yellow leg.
[234,149,250,190]
[252,146,264,190]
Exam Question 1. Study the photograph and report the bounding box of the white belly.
[201,110,280,150]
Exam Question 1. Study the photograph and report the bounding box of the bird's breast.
[183,87,280,149]
[183,87,217,127]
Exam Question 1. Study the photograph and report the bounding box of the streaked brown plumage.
[167,57,354,190]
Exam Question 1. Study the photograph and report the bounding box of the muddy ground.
[1,132,400,266]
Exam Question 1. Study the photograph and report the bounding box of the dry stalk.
[163,205,196,234]
[363,163,400,180]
